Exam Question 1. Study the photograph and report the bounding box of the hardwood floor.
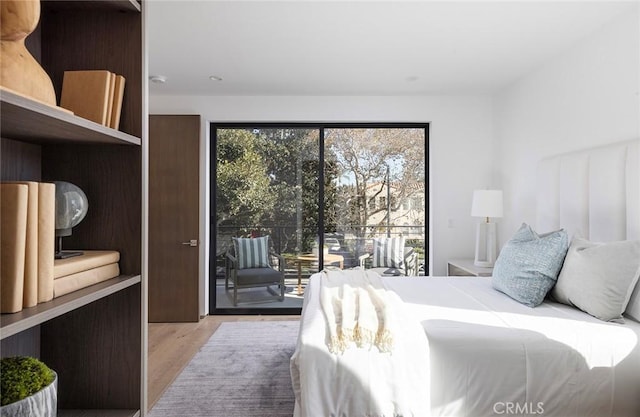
[147,315,300,410]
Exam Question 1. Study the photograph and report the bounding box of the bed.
[290,139,640,417]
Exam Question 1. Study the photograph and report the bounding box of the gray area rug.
[149,320,299,417]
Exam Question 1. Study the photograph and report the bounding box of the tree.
[216,129,276,230]
[256,128,324,252]
[324,128,425,251]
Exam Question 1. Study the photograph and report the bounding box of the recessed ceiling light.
[149,75,167,84]
[209,75,223,81]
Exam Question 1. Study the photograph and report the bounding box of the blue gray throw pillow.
[492,223,569,307]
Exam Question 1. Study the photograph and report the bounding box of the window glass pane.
[214,128,319,310]
[323,128,426,274]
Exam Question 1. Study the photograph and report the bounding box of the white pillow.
[625,281,640,322]
[551,237,640,322]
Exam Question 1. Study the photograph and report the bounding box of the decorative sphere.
[54,181,88,237]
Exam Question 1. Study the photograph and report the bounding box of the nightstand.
[447,259,493,277]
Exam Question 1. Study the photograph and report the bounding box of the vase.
[0,372,57,417]
[0,0,56,105]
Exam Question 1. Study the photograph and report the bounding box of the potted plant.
[0,356,57,417]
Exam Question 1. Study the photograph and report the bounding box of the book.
[60,70,112,125]
[53,263,120,298]
[109,75,126,129]
[1,184,28,313]
[105,72,115,127]
[38,182,55,303]
[15,181,39,308]
[53,250,120,278]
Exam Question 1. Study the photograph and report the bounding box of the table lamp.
[471,190,503,267]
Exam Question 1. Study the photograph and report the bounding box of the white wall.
[494,6,640,244]
[149,95,495,312]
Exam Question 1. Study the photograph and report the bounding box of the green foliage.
[216,128,329,252]
[216,129,277,226]
[1,356,55,406]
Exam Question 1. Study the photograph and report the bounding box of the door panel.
[149,115,200,322]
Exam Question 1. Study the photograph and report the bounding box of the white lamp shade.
[471,190,503,218]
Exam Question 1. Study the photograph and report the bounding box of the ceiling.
[147,1,635,96]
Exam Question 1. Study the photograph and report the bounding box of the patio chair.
[359,237,419,276]
[225,236,285,306]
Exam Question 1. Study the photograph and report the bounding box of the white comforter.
[290,272,431,417]
[291,276,640,417]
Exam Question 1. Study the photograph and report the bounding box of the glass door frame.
[209,122,429,315]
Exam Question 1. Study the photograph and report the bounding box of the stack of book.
[59,70,126,129]
[53,251,120,298]
[1,182,55,313]
[1,182,121,313]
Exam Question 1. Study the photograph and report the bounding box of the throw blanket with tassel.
[291,271,431,417]
[319,269,394,354]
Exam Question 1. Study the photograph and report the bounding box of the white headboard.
[536,139,640,242]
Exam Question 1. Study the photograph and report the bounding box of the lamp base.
[55,250,83,259]
[474,221,498,267]
[55,236,83,259]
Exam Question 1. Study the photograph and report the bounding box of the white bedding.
[290,272,432,417]
[291,275,640,417]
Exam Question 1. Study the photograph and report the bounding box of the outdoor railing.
[215,224,427,274]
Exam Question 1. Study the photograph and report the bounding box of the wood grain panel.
[149,115,200,322]
[41,144,141,275]
[0,326,40,358]
[0,138,41,181]
[41,7,142,137]
[42,284,141,409]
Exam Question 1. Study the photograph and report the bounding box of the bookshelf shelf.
[0,275,141,340]
[0,89,141,146]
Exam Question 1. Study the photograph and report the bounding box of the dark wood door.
[149,115,200,322]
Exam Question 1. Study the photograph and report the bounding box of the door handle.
[181,239,198,247]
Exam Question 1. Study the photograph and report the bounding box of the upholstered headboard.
[536,139,640,242]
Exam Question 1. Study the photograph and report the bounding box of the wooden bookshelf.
[0,0,146,415]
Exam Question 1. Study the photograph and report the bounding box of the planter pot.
[0,372,57,417]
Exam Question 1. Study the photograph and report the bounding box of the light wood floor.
[147,315,299,410]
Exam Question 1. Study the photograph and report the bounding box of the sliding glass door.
[211,123,427,314]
